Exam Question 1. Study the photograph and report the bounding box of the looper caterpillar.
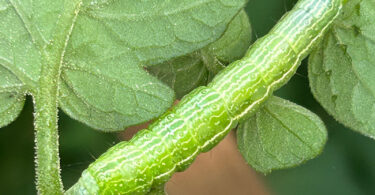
[66,0,343,194]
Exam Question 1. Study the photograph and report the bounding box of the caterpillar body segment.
[270,0,342,58]
[66,0,343,194]
[67,86,235,194]
[209,0,342,121]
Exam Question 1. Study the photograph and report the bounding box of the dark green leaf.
[146,53,209,100]
[308,0,375,138]
[237,96,327,174]
[148,10,252,99]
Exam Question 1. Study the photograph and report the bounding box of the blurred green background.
[1,0,375,194]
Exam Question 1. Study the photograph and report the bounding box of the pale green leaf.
[0,0,247,131]
[237,96,327,174]
[0,66,25,128]
[308,0,375,138]
[148,10,252,99]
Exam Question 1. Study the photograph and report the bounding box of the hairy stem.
[34,65,64,194]
[33,1,82,194]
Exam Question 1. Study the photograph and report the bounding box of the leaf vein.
[264,106,315,154]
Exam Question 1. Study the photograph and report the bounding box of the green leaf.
[202,9,252,74]
[148,10,252,99]
[0,0,247,131]
[308,0,375,138]
[146,53,210,100]
[0,66,25,128]
[237,96,327,174]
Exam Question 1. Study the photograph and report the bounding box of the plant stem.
[33,1,81,194]
[34,72,64,195]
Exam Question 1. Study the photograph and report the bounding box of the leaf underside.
[308,0,375,138]
[0,0,247,131]
[148,9,252,99]
[237,96,327,174]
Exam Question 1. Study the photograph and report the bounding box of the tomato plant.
[0,0,374,194]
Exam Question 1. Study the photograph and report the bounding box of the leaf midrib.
[263,106,315,153]
[6,0,84,93]
[27,1,83,193]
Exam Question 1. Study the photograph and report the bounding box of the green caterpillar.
[67,0,343,194]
